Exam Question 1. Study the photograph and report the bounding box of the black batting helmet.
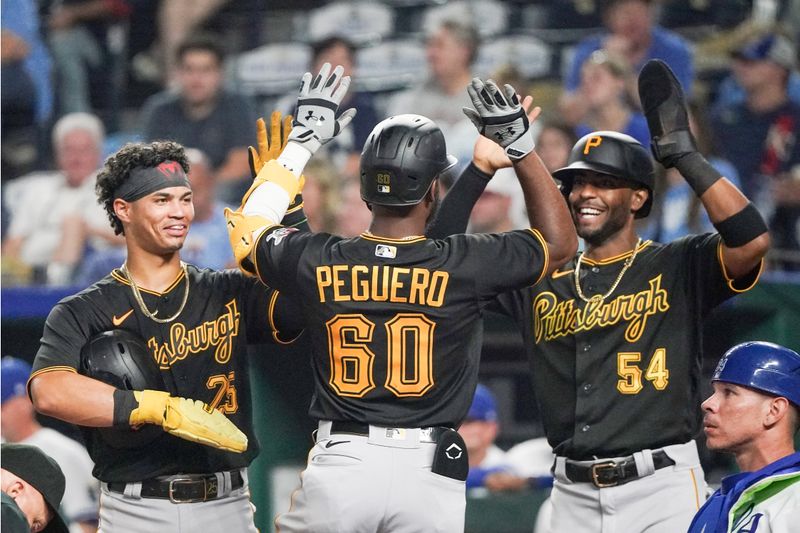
[360,114,457,206]
[80,329,165,448]
[553,131,655,218]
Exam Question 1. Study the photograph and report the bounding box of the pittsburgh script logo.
[148,300,240,369]
[533,275,670,343]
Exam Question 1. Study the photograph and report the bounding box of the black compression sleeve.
[713,202,769,247]
[674,152,722,197]
[112,389,137,428]
[427,162,492,239]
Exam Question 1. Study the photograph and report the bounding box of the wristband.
[674,152,722,197]
[112,389,137,428]
[277,142,313,177]
[713,202,768,248]
[506,131,536,161]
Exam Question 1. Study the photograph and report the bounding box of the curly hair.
[96,141,189,235]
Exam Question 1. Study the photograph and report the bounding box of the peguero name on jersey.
[315,265,449,307]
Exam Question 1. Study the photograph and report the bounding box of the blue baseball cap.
[1,357,32,404]
[733,34,797,71]
[467,384,498,422]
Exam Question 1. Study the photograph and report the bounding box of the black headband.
[114,160,191,201]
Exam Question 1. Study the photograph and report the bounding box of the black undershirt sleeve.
[427,162,492,239]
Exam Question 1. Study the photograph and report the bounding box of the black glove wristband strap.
[674,152,723,197]
[112,389,138,428]
[713,202,769,248]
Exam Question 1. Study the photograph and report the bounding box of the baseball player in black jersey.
[433,60,771,532]
[27,124,305,532]
[224,63,577,532]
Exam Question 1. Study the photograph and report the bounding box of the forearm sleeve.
[427,162,492,239]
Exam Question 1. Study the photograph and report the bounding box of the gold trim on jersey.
[111,266,187,296]
[359,233,426,244]
[26,366,78,399]
[268,291,302,345]
[577,240,653,266]
[532,274,670,343]
[285,202,305,215]
[717,240,764,293]
[527,228,550,286]
[148,299,241,369]
[690,469,701,510]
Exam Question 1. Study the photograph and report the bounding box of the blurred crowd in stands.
[3,0,800,286]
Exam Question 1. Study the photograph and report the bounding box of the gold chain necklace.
[574,239,642,304]
[121,262,190,323]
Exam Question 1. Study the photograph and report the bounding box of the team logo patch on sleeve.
[265,227,298,246]
[375,244,397,258]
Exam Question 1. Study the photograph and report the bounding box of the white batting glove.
[462,78,535,161]
[288,62,357,156]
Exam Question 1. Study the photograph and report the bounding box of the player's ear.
[114,198,132,224]
[764,396,791,428]
[425,178,439,206]
[5,479,23,497]
[630,188,648,214]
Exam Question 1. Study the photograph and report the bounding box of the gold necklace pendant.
[574,239,642,304]
[121,261,190,324]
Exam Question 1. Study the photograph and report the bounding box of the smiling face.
[702,382,774,454]
[567,171,647,246]
[115,186,194,255]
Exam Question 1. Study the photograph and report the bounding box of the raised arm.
[461,78,578,270]
[639,60,769,279]
[225,62,355,274]
[428,96,543,239]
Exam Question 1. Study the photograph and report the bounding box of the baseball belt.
[329,421,453,444]
[564,450,675,488]
[107,469,244,503]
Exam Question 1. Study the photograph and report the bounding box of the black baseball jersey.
[30,265,301,482]
[495,235,762,460]
[254,227,549,428]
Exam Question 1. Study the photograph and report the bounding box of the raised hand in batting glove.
[248,111,293,178]
[238,112,305,212]
[288,62,357,156]
[638,59,721,196]
[463,78,535,161]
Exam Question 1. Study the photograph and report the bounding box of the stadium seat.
[308,1,394,45]
[232,43,311,97]
[355,39,427,92]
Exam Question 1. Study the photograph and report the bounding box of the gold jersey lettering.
[148,299,241,368]
[533,275,670,343]
[314,265,449,307]
[351,265,369,301]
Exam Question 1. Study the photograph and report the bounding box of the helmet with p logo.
[553,131,655,218]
